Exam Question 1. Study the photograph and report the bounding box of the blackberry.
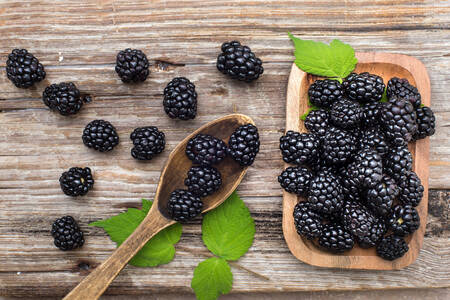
[413,106,436,140]
[308,170,344,215]
[356,219,386,248]
[320,127,356,166]
[82,120,119,152]
[343,72,385,103]
[397,171,424,207]
[358,127,389,157]
[338,164,362,202]
[279,131,319,165]
[163,77,197,120]
[318,224,355,252]
[380,97,418,146]
[383,146,413,182]
[388,205,420,237]
[304,109,329,136]
[43,82,91,116]
[227,123,260,166]
[366,175,398,217]
[216,41,263,82]
[308,79,344,109]
[6,49,46,88]
[184,166,222,198]
[278,166,313,196]
[293,202,323,240]
[330,99,362,129]
[341,201,376,239]
[167,189,203,223]
[376,235,409,261]
[186,134,227,166]
[352,148,383,189]
[51,216,84,251]
[130,126,165,160]
[59,167,94,197]
[115,48,149,83]
[386,77,421,108]
[361,102,382,128]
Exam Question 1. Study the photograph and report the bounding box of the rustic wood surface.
[0,0,449,297]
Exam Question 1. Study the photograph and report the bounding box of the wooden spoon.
[64,113,255,300]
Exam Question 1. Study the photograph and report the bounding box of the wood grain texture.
[0,0,449,297]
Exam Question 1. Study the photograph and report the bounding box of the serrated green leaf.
[380,88,388,103]
[330,39,358,79]
[90,199,182,267]
[202,192,255,261]
[191,257,233,300]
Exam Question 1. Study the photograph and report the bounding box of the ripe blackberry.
[376,235,409,261]
[341,201,376,239]
[366,175,398,217]
[359,127,389,157]
[388,205,420,237]
[338,164,362,202]
[167,189,203,223]
[304,109,329,136]
[6,49,46,88]
[318,224,355,252]
[352,148,383,189]
[308,79,344,109]
[343,72,385,103]
[383,146,413,182]
[216,41,263,82]
[293,202,323,240]
[130,126,165,160]
[278,166,313,196]
[186,134,227,166]
[397,171,424,207]
[380,97,418,146]
[51,216,84,251]
[356,219,386,248]
[330,99,362,129]
[279,131,319,165]
[361,102,382,128]
[163,77,197,120]
[413,106,436,140]
[59,167,94,197]
[82,120,119,152]
[386,77,421,108]
[184,166,222,198]
[308,170,344,215]
[227,123,260,166]
[42,82,91,116]
[115,48,149,83]
[320,127,356,166]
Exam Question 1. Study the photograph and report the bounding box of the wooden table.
[0,0,449,298]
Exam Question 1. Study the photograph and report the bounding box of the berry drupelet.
[59,167,94,197]
[341,201,377,240]
[397,171,424,207]
[366,174,398,217]
[115,48,149,83]
[163,77,197,120]
[343,72,385,103]
[278,166,313,196]
[6,49,46,88]
[413,106,436,140]
[388,205,420,237]
[82,120,119,152]
[186,134,227,166]
[360,102,382,128]
[184,166,222,198]
[358,127,389,158]
[279,131,319,165]
[330,99,362,129]
[167,189,203,223]
[130,126,165,161]
[318,223,355,253]
[42,82,91,116]
[308,170,344,215]
[51,216,84,251]
[386,77,421,108]
[376,235,409,261]
[227,123,260,166]
[356,219,386,248]
[383,145,413,182]
[320,127,356,166]
[293,201,323,240]
[304,109,329,136]
[308,79,344,109]
[352,148,383,189]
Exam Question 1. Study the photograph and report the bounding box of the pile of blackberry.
[279,73,436,260]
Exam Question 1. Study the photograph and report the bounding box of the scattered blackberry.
[413,106,436,140]
[278,166,313,196]
[82,120,119,152]
[279,131,319,165]
[330,99,362,129]
[341,201,376,239]
[386,77,421,108]
[59,167,94,197]
[388,205,420,237]
[318,224,355,252]
[293,202,323,240]
[383,145,413,182]
[397,171,424,207]
[42,82,91,116]
[376,235,409,261]
[352,148,383,189]
[227,123,260,166]
[167,189,203,223]
[359,127,389,157]
[356,219,386,248]
[338,164,362,202]
[184,166,222,198]
[51,216,84,251]
[361,102,382,128]
[308,170,344,215]
[115,48,149,83]
[163,77,197,120]
[186,134,227,166]
[380,97,418,146]
[304,109,329,136]
[343,72,385,103]
[216,41,263,82]
[130,126,165,160]
[308,79,344,109]
[6,49,46,88]
[320,127,356,166]
[366,175,398,217]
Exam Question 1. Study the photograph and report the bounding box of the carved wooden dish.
[282,53,431,270]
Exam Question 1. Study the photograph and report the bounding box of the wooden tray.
[282,52,431,270]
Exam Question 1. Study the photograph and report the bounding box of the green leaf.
[329,39,358,79]
[191,257,233,300]
[380,88,388,103]
[90,199,182,267]
[202,192,255,261]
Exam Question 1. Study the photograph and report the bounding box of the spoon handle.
[64,209,174,300]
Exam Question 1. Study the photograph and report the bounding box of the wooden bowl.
[282,53,431,270]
